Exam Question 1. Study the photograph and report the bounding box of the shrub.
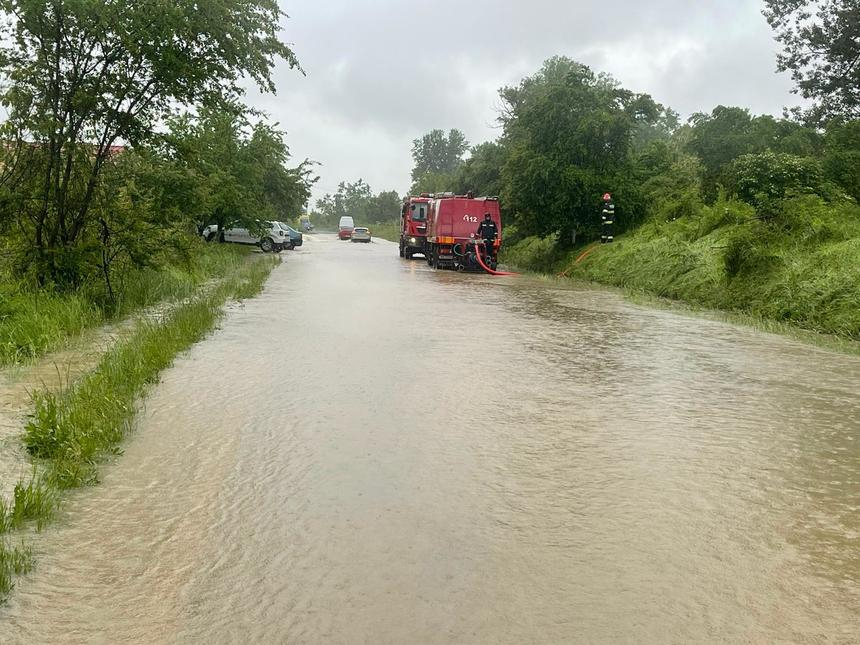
[500,235,564,272]
[726,151,824,205]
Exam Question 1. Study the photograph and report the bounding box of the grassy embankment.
[0,251,278,599]
[0,245,254,367]
[368,221,399,243]
[502,195,860,341]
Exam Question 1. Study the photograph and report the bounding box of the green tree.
[763,0,860,122]
[822,119,860,201]
[685,107,822,201]
[453,142,507,198]
[410,129,469,189]
[410,171,456,196]
[163,106,315,232]
[686,106,760,197]
[0,0,298,286]
[369,190,403,222]
[498,56,653,244]
[726,151,824,205]
[314,179,400,228]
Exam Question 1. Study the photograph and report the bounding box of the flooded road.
[2,234,858,643]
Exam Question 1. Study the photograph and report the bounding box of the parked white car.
[201,221,288,252]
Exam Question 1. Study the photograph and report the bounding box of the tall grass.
[0,290,101,365]
[505,195,860,341]
[368,221,399,243]
[0,244,253,367]
[0,540,32,597]
[0,253,277,602]
[499,234,566,273]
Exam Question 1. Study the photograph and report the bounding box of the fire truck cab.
[399,195,432,259]
[426,193,502,271]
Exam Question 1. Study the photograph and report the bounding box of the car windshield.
[411,204,427,221]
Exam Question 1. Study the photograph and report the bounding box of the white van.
[201,221,288,252]
[338,215,355,240]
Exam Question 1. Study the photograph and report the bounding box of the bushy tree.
[822,119,860,201]
[453,142,507,198]
[409,171,455,196]
[686,106,824,201]
[410,129,468,191]
[163,106,315,233]
[0,0,298,286]
[726,151,824,205]
[314,180,401,227]
[498,56,658,244]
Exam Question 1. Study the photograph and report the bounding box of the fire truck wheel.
[398,242,404,257]
[404,248,412,260]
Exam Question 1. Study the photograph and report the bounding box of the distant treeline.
[312,179,401,229]
[407,54,857,247]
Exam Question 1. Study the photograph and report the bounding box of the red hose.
[475,241,518,276]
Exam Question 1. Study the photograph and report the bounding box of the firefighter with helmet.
[476,213,498,263]
[601,193,615,243]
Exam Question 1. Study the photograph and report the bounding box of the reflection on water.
[1,235,858,644]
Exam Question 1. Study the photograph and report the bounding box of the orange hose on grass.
[558,243,600,277]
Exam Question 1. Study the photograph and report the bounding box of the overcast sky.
[246,0,797,206]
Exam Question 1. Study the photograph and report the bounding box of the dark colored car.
[278,223,303,249]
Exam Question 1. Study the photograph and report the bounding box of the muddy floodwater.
[1,234,858,644]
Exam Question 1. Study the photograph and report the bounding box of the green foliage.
[410,171,456,196]
[0,476,55,534]
[499,235,566,273]
[726,151,824,205]
[410,129,469,190]
[453,142,507,197]
[498,56,665,244]
[685,107,824,202]
[161,106,317,234]
[0,0,300,288]
[722,227,779,279]
[763,0,860,122]
[822,120,860,200]
[314,179,401,228]
[366,221,399,243]
[0,291,101,365]
[0,244,249,366]
[565,195,860,338]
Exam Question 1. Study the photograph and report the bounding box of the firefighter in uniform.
[600,193,615,243]
[476,213,498,262]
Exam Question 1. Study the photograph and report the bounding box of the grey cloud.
[254,1,797,204]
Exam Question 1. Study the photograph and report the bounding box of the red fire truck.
[399,195,432,259]
[425,193,502,271]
